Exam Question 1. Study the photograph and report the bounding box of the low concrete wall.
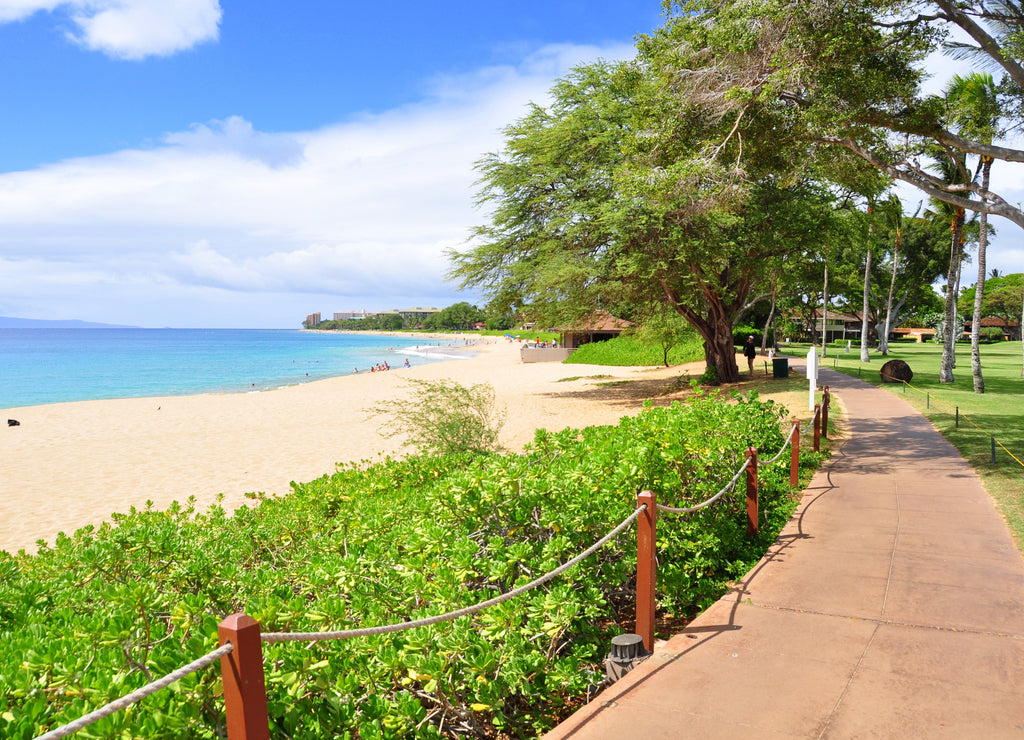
[521,347,575,363]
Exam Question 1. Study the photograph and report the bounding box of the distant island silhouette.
[0,316,137,329]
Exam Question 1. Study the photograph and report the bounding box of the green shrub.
[368,378,506,456]
[565,334,703,366]
[733,325,761,347]
[1,392,822,739]
[981,326,1004,342]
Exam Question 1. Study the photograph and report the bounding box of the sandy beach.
[1,338,702,554]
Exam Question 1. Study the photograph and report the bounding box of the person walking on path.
[743,335,757,375]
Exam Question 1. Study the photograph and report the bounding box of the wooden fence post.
[219,613,270,740]
[636,490,657,654]
[746,448,759,535]
[813,404,821,452]
[790,418,800,489]
[821,386,830,439]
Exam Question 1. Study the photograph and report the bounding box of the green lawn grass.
[789,340,1024,550]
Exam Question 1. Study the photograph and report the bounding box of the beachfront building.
[522,310,635,363]
[557,310,635,349]
[304,312,321,328]
[397,306,443,323]
[333,310,370,320]
[793,309,862,344]
[964,316,1021,341]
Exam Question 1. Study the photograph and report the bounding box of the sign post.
[806,347,818,410]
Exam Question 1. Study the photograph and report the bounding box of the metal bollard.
[604,633,650,682]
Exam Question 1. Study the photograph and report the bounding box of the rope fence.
[655,458,750,515]
[879,373,1024,470]
[33,644,235,740]
[32,399,831,740]
[262,505,646,644]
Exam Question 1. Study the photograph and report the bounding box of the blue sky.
[0,1,661,328]
[0,2,1020,328]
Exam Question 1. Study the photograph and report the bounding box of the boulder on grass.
[880,359,913,384]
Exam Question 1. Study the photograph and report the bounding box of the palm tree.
[926,150,971,383]
[947,71,1001,393]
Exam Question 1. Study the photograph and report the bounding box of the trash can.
[772,357,789,379]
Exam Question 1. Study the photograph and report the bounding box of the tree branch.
[931,0,1024,90]
[816,136,1024,228]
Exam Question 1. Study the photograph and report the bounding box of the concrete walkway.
[545,362,1024,739]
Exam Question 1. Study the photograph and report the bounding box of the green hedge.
[1,391,821,739]
[565,335,704,366]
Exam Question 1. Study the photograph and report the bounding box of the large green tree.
[451,56,841,383]
[656,0,1024,243]
[655,1,1023,379]
[959,272,1024,331]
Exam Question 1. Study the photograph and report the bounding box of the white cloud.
[0,0,221,58]
[0,0,61,22]
[0,44,627,327]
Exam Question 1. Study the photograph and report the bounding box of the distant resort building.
[396,306,442,322]
[305,312,321,328]
[333,310,370,321]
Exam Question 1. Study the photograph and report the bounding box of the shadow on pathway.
[544,361,1024,739]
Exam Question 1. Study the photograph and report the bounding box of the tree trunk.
[880,232,900,356]
[761,292,776,355]
[704,333,740,384]
[952,245,963,369]
[821,264,829,358]
[971,158,992,393]
[860,248,872,363]
[666,285,741,384]
[940,210,965,383]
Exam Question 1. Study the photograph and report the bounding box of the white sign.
[806,347,819,410]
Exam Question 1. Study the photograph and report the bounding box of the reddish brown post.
[789,418,800,489]
[746,447,759,535]
[219,613,270,740]
[635,490,657,653]
[813,404,821,452]
[821,386,830,439]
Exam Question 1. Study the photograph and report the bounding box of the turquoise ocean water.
[0,329,469,410]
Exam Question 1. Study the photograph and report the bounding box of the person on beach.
[743,335,757,375]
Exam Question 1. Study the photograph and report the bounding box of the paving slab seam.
[815,622,880,740]
[879,478,901,618]
[744,601,1024,639]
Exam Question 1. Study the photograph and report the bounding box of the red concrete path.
[545,362,1024,739]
